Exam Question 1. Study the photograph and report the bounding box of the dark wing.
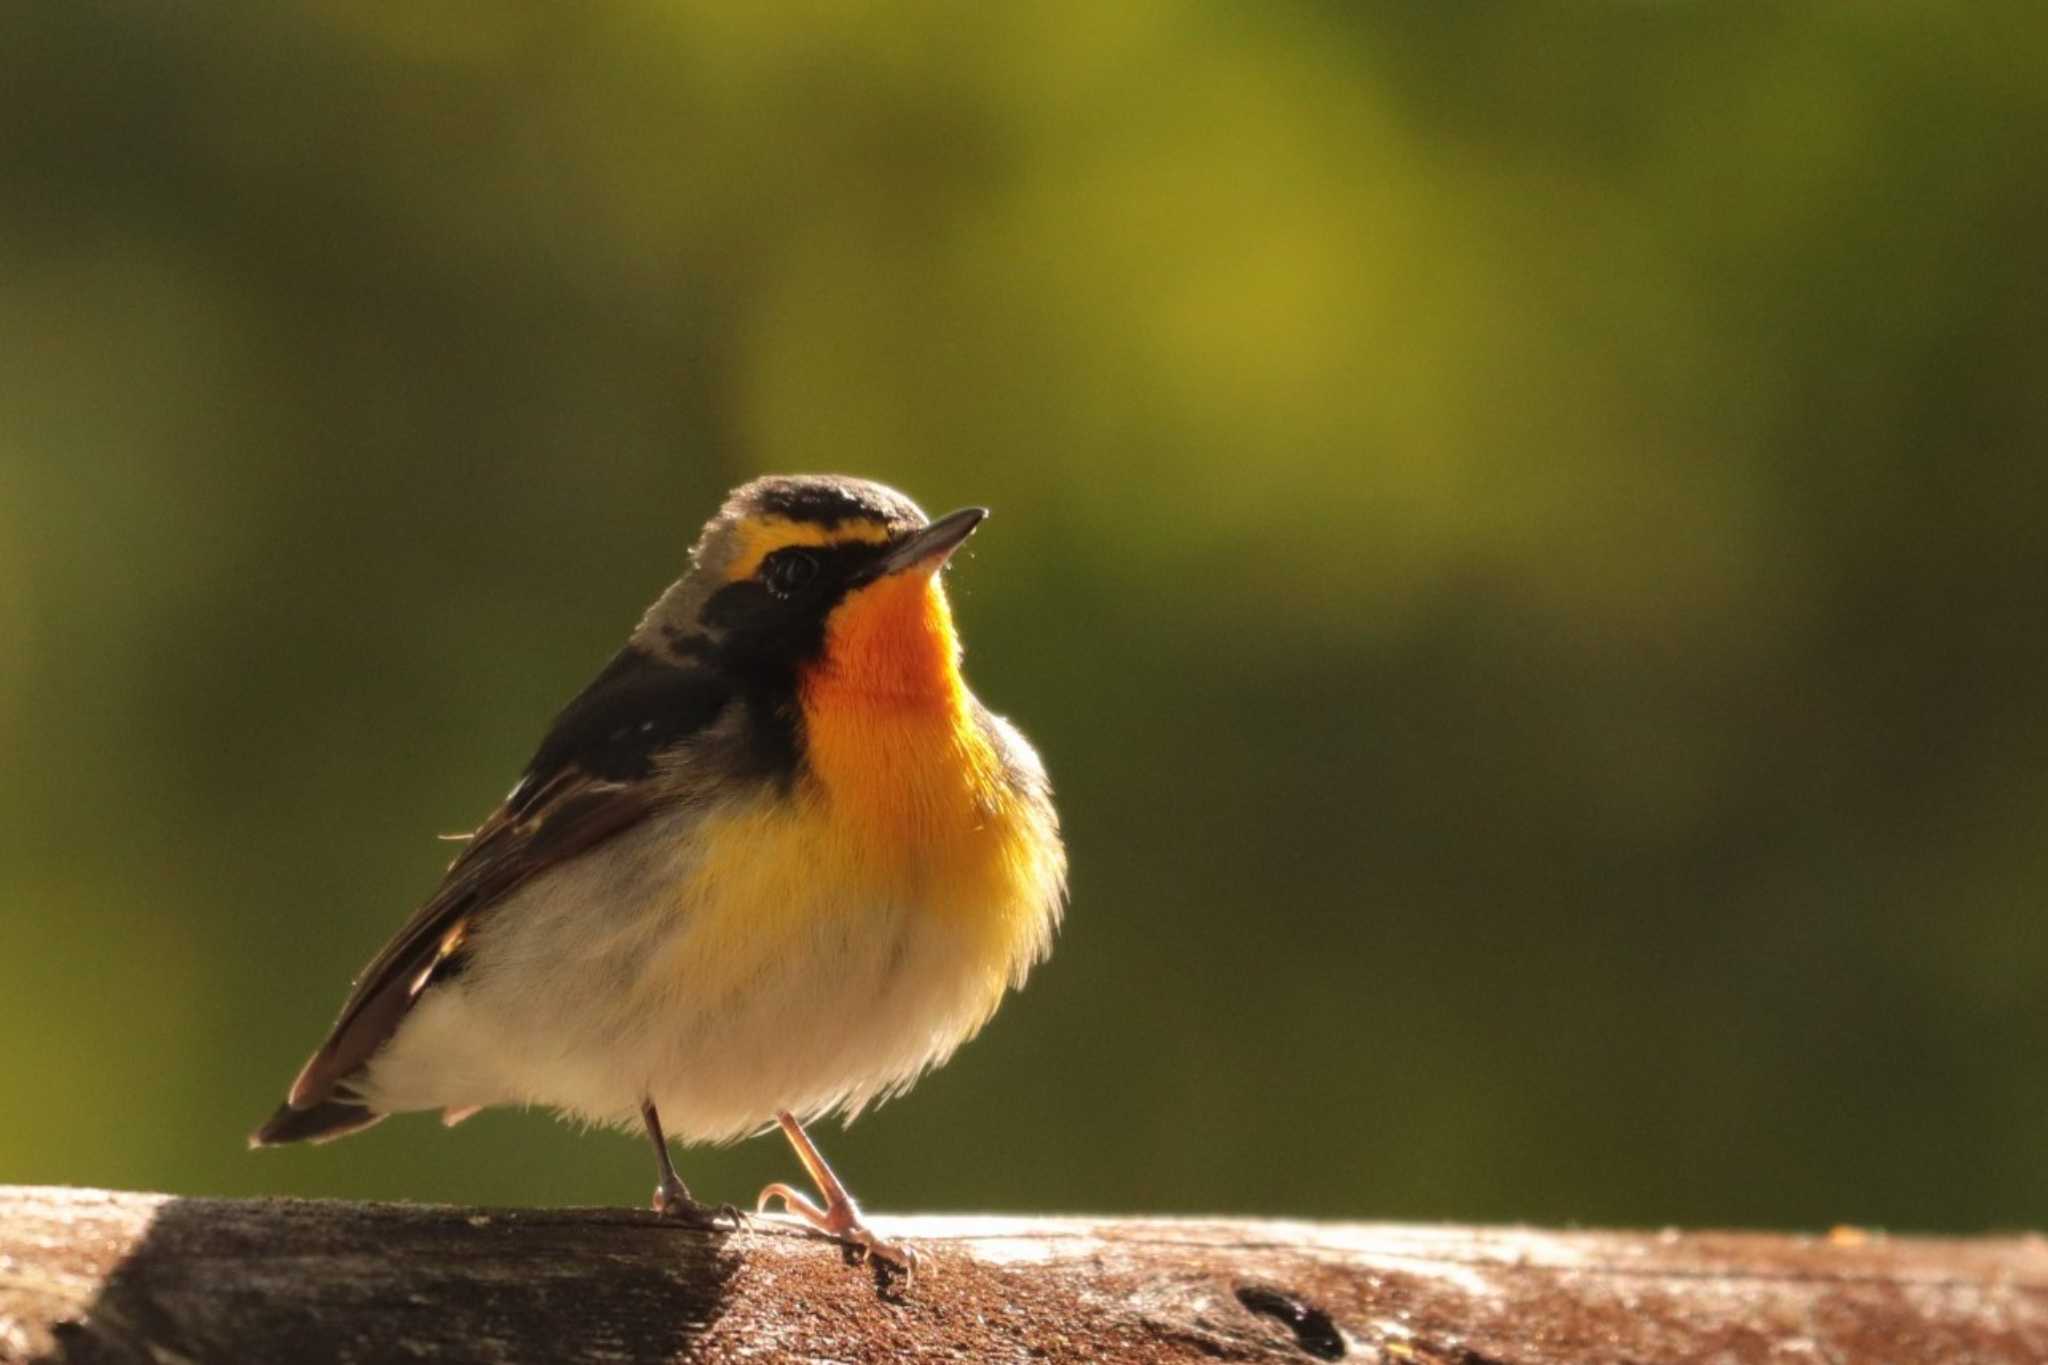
[281,646,730,1110]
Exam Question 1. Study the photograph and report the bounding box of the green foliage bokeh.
[3,3,2044,1232]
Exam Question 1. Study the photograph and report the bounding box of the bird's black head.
[520,476,990,806]
[638,475,987,690]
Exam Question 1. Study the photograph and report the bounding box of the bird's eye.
[761,548,820,597]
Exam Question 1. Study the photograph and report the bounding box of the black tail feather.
[249,1097,386,1148]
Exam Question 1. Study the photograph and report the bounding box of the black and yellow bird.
[252,475,1067,1270]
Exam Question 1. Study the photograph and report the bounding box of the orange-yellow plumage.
[646,549,1059,1085]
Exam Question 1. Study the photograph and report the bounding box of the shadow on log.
[4,1186,2047,1363]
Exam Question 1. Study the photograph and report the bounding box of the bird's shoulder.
[505,642,733,803]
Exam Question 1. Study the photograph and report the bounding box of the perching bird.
[251,475,1066,1271]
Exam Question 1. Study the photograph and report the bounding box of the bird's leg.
[756,1110,920,1277]
[641,1100,740,1228]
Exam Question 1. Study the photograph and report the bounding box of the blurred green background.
[3,3,2044,1235]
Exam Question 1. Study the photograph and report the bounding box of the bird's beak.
[858,506,988,584]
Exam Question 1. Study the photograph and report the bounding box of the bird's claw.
[653,1179,745,1229]
[757,1181,922,1280]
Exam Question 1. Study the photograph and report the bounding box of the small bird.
[252,475,1066,1271]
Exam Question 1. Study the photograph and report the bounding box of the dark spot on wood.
[43,1198,743,1365]
[1236,1285,1346,1359]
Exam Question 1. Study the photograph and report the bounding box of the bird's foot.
[653,1177,744,1229]
[757,1181,921,1280]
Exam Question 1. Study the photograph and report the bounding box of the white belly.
[354,804,1022,1143]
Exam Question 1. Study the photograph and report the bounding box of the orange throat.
[797,573,999,856]
[806,571,965,706]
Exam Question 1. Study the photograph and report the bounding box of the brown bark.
[2,1186,2045,1363]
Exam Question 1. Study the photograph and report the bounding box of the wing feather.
[281,647,730,1111]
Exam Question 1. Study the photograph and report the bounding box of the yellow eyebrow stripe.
[726,516,893,581]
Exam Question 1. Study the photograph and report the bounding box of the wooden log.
[3,1186,2046,1363]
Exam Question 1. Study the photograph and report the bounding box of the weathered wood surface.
[3,1187,2046,1363]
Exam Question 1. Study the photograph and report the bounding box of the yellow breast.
[650,570,1061,1027]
